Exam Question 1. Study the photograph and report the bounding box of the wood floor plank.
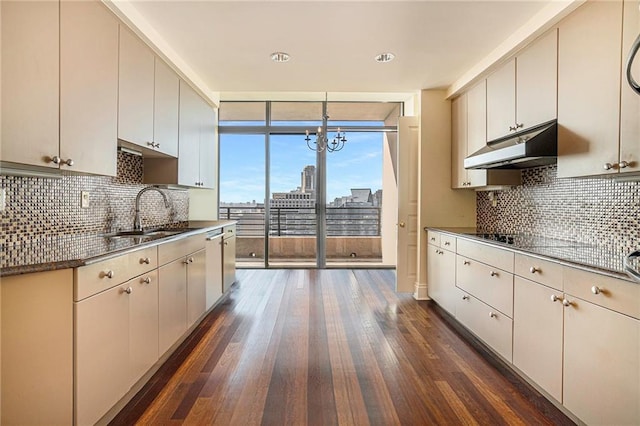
[110,269,575,426]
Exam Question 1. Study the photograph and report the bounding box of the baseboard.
[413,281,429,300]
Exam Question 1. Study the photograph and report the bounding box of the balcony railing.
[219,206,381,237]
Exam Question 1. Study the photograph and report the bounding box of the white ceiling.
[126,1,554,94]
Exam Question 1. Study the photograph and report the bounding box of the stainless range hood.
[464,120,557,170]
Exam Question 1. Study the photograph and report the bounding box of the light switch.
[81,191,90,209]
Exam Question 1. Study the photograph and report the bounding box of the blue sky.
[219,131,383,203]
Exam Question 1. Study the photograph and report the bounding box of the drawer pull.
[490,271,499,277]
[562,298,573,307]
[462,295,470,300]
[430,237,436,241]
[489,311,497,318]
[530,266,540,274]
[183,257,195,265]
[101,270,115,279]
[123,287,132,295]
[141,277,152,284]
[444,241,451,246]
[550,294,561,303]
[140,257,151,265]
[591,286,603,295]
[463,260,470,266]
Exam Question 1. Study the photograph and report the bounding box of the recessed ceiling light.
[270,52,290,63]
[375,52,395,63]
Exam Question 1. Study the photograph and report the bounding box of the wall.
[0,151,189,268]
[477,164,640,262]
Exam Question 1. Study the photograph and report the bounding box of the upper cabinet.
[1,0,60,170]
[557,0,637,177]
[118,26,179,158]
[59,0,119,176]
[451,81,521,189]
[620,0,640,174]
[118,26,154,151]
[487,29,558,142]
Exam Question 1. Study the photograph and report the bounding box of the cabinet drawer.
[75,246,157,301]
[158,234,205,266]
[455,290,513,362]
[427,231,441,247]
[563,266,640,319]
[515,253,563,291]
[457,238,514,272]
[456,255,514,317]
[441,235,456,252]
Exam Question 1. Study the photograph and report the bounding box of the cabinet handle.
[490,271,499,277]
[141,277,152,284]
[591,286,603,295]
[444,241,450,246]
[183,257,194,264]
[489,311,497,318]
[618,161,629,169]
[224,241,228,246]
[462,295,470,300]
[140,257,151,265]
[562,298,572,307]
[49,156,73,166]
[430,237,436,241]
[509,125,517,132]
[101,270,114,279]
[550,294,561,302]
[463,260,470,265]
[530,266,540,274]
[603,162,614,170]
[516,123,524,129]
[123,287,132,294]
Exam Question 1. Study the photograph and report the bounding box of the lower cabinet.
[563,296,640,425]
[427,241,456,314]
[187,249,206,328]
[206,233,224,310]
[129,270,159,385]
[513,276,563,402]
[222,225,237,293]
[158,258,188,355]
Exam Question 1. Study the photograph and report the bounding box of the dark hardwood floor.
[110,269,574,425]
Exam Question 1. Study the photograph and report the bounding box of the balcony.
[219,206,382,263]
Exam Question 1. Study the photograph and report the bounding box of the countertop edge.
[425,227,636,284]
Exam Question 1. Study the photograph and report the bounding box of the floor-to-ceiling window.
[219,99,401,268]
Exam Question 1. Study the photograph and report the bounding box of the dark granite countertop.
[426,227,639,284]
[0,220,237,277]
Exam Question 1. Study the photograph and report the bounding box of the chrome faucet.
[133,186,170,231]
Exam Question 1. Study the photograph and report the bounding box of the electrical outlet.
[0,188,6,211]
[81,191,90,209]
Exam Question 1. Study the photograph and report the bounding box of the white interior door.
[396,116,419,292]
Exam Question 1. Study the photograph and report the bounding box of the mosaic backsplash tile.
[477,165,640,272]
[0,151,189,268]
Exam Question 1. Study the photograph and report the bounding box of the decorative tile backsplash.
[477,165,640,268]
[0,152,189,268]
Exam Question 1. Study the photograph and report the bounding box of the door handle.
[398,221,406,228]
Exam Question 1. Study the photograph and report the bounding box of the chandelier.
[304,94,347,152]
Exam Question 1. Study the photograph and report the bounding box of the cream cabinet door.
[206,234,224,310]
[198,100,217,189]
[563,296,640,425]
[223,234,237,293]
[513,277,563,402]
[75,284,130,426]
[557,0,624,178]
[158,258,188,355]
[154,58,180,157]
[451,94,469,188]
[516,29,558,130]
[187,249,207,328]
[620,0,640,174]
[427,244,456,314]
[1,0,59,169]
[129,270,159,385]
[486,59,516,141]
[466,81,489,188]
[118,25,154,149]
[60,0,118,176]
[178,81,202,187]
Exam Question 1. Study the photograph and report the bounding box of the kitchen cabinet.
[557,0,628,177]
[513,276,564,402]
[223,224,237,293]
[144,81,217,188]
[1,0,59,170]
[456,254,514,317]
[206,232,224,310]
[129,270,160,385]
[60,0,119,176]
[563,295,639,425]
[620,0,640,173]
[153,58,180,158]
[427,232,456,314]
[1,269,73,425]
[118,25,155,151]
[487,29,557,141]
[451,82,521,189]
[187,249,207,328]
